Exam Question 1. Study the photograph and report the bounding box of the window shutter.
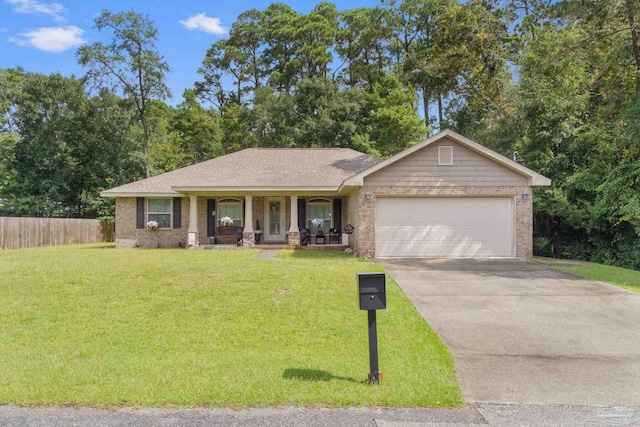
[136,197,144,229]
[207,199,216,236]
[298,198,306,230]
[243,198,246,229]
[333,199,342,231]
[173,198,182,229]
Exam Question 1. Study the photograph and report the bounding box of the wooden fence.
[0,217,115,250]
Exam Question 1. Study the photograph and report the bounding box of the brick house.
[101,129,551,258]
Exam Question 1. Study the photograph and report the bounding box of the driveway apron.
[379,258,640,406]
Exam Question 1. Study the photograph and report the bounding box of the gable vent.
[438,146,453,165]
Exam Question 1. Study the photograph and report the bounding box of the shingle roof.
[102,148,382,196]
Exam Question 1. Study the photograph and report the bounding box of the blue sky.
[0,0,379,104]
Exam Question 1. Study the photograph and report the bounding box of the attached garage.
[342,130,551,258]
[375,197,514,258]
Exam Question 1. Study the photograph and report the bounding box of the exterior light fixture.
[522,190,529,201]
[365,192,372,201]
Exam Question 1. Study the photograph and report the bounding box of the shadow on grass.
[283,368,363,383]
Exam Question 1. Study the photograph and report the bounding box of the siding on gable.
[364,137,529,187]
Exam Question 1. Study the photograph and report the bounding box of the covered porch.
[180,192,351,249]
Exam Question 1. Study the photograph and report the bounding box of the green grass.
[0,244,462,408]
[277,249,357,260]
[552,262,640,294]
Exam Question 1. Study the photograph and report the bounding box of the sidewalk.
[2,403,639,427]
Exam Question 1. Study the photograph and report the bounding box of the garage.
[375,197,514,258]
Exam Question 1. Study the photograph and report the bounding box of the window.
[148,198,172,229]
[438,146,453,165]
[308,198,332,234]
[218,198,243,226]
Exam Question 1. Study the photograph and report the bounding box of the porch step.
[195,244,348,250]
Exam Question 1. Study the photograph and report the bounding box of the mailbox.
[357,272,386,310]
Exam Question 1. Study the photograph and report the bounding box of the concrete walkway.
[1,403,639,426]
[252,249,284,261]
[379,258,640,406]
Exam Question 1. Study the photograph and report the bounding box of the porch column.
[188,195,198,246]
[288,195,300,247]
[290,195,299,232]
[244,195,254,232]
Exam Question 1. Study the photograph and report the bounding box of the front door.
[264,197,285,242]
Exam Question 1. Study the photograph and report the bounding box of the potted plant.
[311,218,325,244]
[147,221,160,248]
[254,219,262,243]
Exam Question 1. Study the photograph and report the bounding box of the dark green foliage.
[0,71,142,218]
[452,0,640,268]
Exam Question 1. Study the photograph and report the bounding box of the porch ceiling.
[172,189,352,197]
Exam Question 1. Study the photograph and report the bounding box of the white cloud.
[180,13,227,35]
[9,26,85,52]
[5,0,65,21]
[0,28,8,33]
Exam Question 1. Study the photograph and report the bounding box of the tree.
[220,103,258,153]
[171,90,224,164]
[0,71,142,218]
[231,9,266,92]
[2,73,87,216]
[77,9,171,178]
[293,2,339,80]
[78,90,144,218]
[384,0,454,126]
[336,7,391,91]
[198,40,251,106]
[261,3,302,94]
[363,74,427,157]
[291,76,363,149]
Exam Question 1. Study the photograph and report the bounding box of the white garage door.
[375,198,514,258]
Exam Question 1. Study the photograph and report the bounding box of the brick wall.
[346,190,360,254]
[253,196,264,232]
[115,197,189,248]
[356,186,533,258]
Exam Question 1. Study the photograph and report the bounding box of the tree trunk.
[141,114,150,178]
[437,93,443,129]
[552,216,563,259]
[136,43,150,179]
[422,87,429,127]
[625,0,640,93]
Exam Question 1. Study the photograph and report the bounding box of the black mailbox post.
[357,272,386,384]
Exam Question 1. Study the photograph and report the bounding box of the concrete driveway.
[379,258,640,406]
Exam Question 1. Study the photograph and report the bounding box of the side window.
[147,198,172,229]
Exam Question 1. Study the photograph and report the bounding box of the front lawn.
[0,245,462,408]
[549,261,640,294]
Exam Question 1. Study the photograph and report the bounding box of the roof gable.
[363,136,530,187]
[341,129,551,188]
